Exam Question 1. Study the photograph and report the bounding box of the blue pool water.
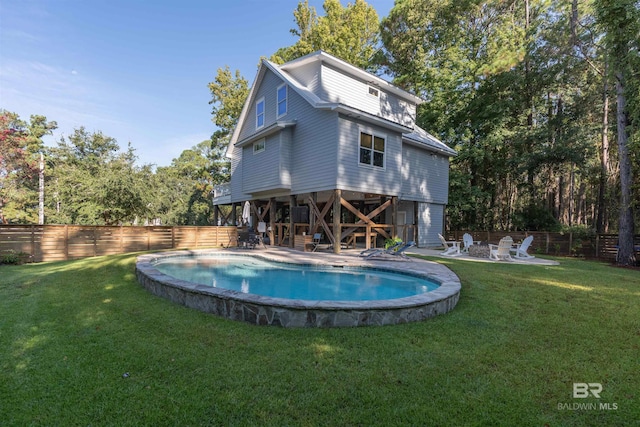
[152,255,439,301]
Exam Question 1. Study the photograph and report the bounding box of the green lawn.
[1,253,638,426]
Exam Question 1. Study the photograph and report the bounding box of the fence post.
[64,225,69,260]
[31,226,36,260]
[93,227,97,257]
[195,226,199,248]
[171,226,175,249]
[545,232,550,254]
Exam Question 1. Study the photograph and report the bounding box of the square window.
[359,131,385,168]
[253,139,265,154]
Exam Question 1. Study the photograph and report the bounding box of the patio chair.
[462,233,474,253]
[511,235,535,259]
[365,241,415,260]
[311,233,323,252]
[438,233,461,256]
[489,236,514,261]
[359,240,402,257]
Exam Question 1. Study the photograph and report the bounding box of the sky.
[0,0,395,167]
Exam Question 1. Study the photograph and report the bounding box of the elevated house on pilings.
[212,51,457,253]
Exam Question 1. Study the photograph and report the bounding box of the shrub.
[0,250,29,265]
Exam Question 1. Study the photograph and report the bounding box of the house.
[212,50,456,252]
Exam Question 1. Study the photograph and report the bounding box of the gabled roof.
[279,50,424,105]
[226,50,456,158]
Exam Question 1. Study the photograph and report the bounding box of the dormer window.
[277,84,287,117]
[368,86,379,97]
[256,97,265,129]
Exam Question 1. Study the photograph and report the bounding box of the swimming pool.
[152,255,439,301]
[136,249,461,327]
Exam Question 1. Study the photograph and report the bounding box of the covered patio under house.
[213,188,423,253]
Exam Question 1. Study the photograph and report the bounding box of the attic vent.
[368,86,379,97]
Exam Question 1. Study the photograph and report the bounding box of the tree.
[46,128,151,225]
[0,111,56,223]
[153,140,220,225]
[271,0,380,71]
[380,0,613,233]
[594,0,640,265]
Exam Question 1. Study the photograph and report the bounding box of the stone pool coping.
[135,247,461,327]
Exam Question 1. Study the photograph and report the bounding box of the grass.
[1,253,638,426]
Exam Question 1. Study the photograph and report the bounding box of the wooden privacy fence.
[447,230,640,260]
[0,225,238,263]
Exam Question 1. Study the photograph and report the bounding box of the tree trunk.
[615,73,635,266]
[596,65,610,233]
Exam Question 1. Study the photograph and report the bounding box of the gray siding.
[237,69,287,143]
[400,144,450,203]
[241,132,291,194]
[418,202,445,247]
[380,92,415,128]
[286,61,321,93]
[229,145,251,203]
[335,115,402,195]
[288,89,339,194]
[319,64,415,127]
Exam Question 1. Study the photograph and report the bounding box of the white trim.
[276,83,287,118]
[253,138,265,154]
[255,97,265,130]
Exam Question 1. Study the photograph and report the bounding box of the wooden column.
[333,189,342,254]
[213,206,219,226]
[289,196,296,248]
[231,203,237,226]
[414,201,419,246]
[310,192,317,233]
[269,197,276,246]
[391,196,398,238]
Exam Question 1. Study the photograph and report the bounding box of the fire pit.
[468,244,490,258]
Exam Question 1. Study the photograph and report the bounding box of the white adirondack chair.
[512,235,535,259]
[462,233,474,253]
[489,236,514,261]
[438,233,461,256]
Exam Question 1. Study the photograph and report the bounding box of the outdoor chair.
[489,236,514,261]
[311,233,323,252]
[365,241,415,260]
[511,235,535,259]
[238,230,260,249]
[359,240,402,257]
[438,233,461,256]
[462,233,474,253]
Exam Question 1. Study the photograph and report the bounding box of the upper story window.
[253,138,265,154]
[277,84,287,117]
[256,97,265,129]
[359,131,385,168]
[368,86,379,97]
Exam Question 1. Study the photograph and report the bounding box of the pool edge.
[135,248,461,327]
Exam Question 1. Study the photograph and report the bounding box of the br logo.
[573,383,602,398]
